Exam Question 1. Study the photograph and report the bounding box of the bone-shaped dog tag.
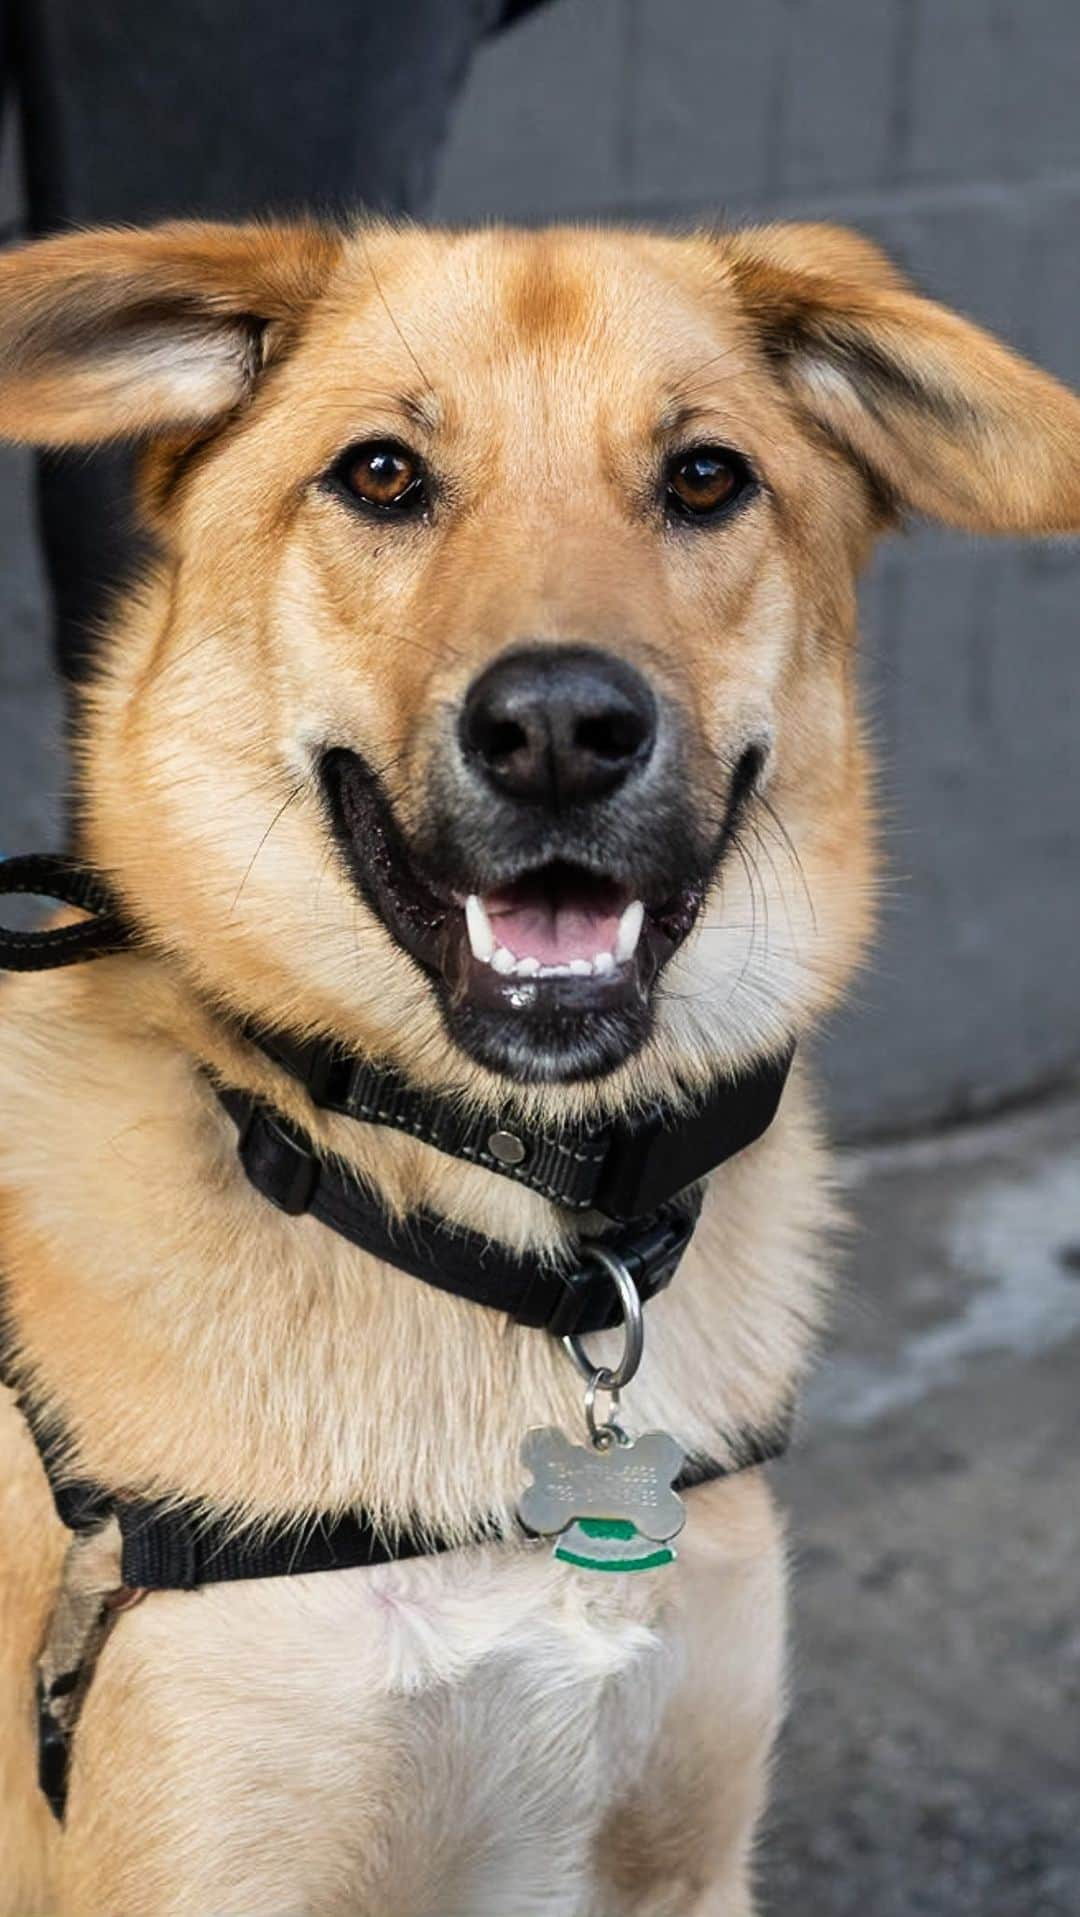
[518,1426,686,1573]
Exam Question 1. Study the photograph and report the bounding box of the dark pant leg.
[11,0,503,681]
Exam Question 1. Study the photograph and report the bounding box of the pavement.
[766,1092,1080,1916]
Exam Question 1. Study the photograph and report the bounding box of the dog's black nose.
[461,645,657,808]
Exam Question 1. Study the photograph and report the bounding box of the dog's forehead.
[319,227,751,425]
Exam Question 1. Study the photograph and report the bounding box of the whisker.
[745,816,801,957]
[727,826,769,994]
[229,779,308,915]
[757,792,817,932]
[359,228,434,397]
[664,345,741,405]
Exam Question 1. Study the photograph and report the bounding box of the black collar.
[217,1080,702,1336]
[241,1017,793,1222]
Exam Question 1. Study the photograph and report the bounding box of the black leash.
[0,853,133,970]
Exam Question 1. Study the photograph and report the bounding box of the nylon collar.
[240,1018,794,1222]
[216,1081,700,1335]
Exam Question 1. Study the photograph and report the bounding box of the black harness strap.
[116,1499,475,1590]
[15,1429,791,1598]
[113,1418,792,1591]
[29,1412,796,1824]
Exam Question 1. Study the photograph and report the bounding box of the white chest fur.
[102,1539,697,1917]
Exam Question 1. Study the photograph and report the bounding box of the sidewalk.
[767,1093,1080,1915]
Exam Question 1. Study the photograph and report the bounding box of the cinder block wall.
[0,2,1076,1137]
[434,0,1080,1137]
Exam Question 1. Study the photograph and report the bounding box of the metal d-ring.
[563,1244,645,1394]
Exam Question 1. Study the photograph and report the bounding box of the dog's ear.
[725,222,1080,534]
[0,221,341,446]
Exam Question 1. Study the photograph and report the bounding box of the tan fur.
[0,219,1077,1915]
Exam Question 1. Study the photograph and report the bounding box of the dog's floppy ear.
[726,223,1080,535]
[0,220,341,447]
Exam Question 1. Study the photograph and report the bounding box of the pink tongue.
[486,895,623,965]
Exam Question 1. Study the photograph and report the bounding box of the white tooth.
[538,964,563,978]
[491,946,517,975]
[568,959,593,976]
[515,956,540,976]
[593,951,615,975]
[614,900,645,965]
[465,895,495,963]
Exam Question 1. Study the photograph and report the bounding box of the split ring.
[583,1372,628,1449]
[563,1245,645,1393]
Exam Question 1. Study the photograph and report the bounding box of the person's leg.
[11,0,504,682]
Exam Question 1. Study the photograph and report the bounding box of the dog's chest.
[130,1542,683,1916]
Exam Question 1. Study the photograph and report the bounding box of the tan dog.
[0,219,1077,1917]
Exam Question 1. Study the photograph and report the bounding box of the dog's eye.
[328,440,428,516]
[664,446,755,522]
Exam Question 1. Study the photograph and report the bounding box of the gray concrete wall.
[1,1,1077,1137]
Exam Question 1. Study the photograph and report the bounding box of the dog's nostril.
[574,709,650,763]
[480,717,530,763]
[461,645,658,808]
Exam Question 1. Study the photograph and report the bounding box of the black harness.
[0,854,795,1811]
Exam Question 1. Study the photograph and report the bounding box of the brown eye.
[665,445,754,521]
[329,439,428,515]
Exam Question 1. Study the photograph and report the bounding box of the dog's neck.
[1,949,831,1535]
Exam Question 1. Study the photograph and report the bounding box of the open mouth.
[468,872,645,980]
[320,748,707,1082]
[460,863,703,1012]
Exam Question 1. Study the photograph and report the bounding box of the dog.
[0,217,1077,1917]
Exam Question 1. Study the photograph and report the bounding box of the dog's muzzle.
[321,642,749,1083]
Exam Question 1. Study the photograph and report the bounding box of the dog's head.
[1,222,1076,1107]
